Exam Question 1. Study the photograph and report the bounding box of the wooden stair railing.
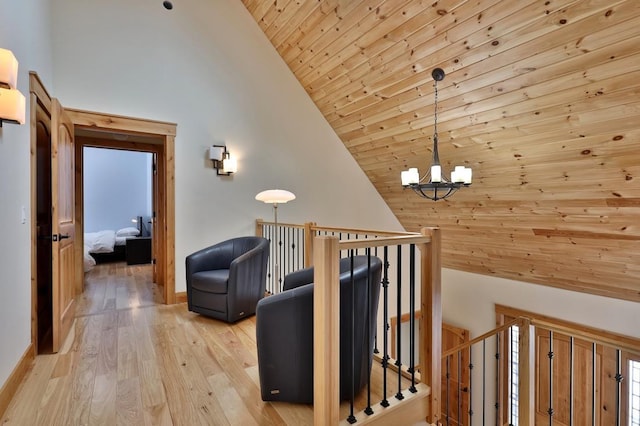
[313,228,442,425]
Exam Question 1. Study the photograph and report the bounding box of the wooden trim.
[390,310,422,361]
[29,72,52,354]
[518,319,535,426]
[0,344,34,418]
[313,236,340,425]
[338,383,430,426]
[255,219,264,238]
[175,291,187,304]
[495,304,640,356]
[69,109,177,305]
[65,108,176,136]
[303,222,315,267]
[420,227,441,425]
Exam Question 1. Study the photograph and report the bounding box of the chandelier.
[401,68,472,201]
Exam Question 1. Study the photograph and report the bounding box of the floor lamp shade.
[255,189,296,204]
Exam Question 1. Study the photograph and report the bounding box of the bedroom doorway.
[70,113,176,306]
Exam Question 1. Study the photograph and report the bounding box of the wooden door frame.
[30,72,177,357]
[66,108,177,305]
[29,72,53,352]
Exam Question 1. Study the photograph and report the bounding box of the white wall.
[49,0,404,292]
[0,0,53,390]
[83,147,152,232]
[442,268,640,340]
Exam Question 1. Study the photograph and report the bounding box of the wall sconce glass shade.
[0,48,19,89]
[0,48,25,127]
[0,87,25,125]
[209,144,236,175]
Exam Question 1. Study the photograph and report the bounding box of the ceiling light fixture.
[401,68,472,200]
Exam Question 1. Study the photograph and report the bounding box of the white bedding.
[84,244,96,272]
[84,230,117,253]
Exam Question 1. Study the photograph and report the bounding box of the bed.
[84,227,140,272]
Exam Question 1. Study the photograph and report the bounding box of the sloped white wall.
[0,0,53,390]
[49,0,404,292]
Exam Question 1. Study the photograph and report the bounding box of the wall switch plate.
[21,206,26,224]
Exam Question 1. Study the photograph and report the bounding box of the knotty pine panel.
[243,0,640,302]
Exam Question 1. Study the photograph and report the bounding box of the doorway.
[29,72,177,354]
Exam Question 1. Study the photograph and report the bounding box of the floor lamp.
[255,189,296,292]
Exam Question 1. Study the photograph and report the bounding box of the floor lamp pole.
[273,202,280,292]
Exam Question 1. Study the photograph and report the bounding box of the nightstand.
[126,237,152,265]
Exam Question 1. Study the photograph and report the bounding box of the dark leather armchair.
[186,236,269,323]
[256,255,382,403]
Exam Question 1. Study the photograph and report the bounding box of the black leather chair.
[256,255,382,403]
[185,236,269,323]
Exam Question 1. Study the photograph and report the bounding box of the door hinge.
[152,258,156,265]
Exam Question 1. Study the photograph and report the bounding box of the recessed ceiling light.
[163,1,173,10]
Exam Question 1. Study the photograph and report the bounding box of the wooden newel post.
[420,227,442,424]
[255,218,264,237]
[313,235,340,425]
[304,221,316,268]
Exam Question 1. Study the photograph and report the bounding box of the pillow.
[116,227,140,237]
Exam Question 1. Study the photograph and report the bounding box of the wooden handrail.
[312,224,417,237]
[339,234,431,250]
[529,317,640,356]
[441,318,523,358]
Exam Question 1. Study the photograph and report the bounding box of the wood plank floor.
[2,263,417,425]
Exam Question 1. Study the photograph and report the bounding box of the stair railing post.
[519,318,535,426]
[420,227,442,424]
[255,218,264,237]
[313,235,340,425]
[304,221,316,268]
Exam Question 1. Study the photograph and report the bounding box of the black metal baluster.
[483,340,486,426]
[548,330,554,426]
[496,333,500,425]
[395,244,403,401]
[347,251,356,424]
[279,225,284,292]
[469,347,474,426]
[615,349,622,426]
[373,240,379,355]
[365,249,374,416]
[268,224,273,294]
[381,246,390,408]
[409,244,417,392]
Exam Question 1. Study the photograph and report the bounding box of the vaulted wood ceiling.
[241,0,640,302]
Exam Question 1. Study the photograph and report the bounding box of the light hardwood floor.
[2,263,413,425]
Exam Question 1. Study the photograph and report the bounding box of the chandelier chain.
[433,78,438,141]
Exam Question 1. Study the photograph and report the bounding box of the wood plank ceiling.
[241,0,640,302]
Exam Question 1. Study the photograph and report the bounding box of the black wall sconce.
[209,145,237,176]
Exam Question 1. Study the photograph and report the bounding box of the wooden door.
[51,98,76,352]
[441,323,470,426]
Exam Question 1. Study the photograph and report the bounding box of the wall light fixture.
[209,144,237,176]
[0,48,25,127]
